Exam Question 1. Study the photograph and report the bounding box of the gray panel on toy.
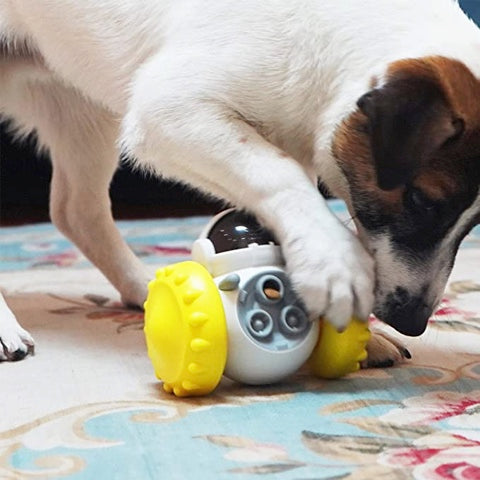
[237,271,311,351]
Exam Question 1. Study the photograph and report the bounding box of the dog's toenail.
[402,348,412,359]
[10,349,28,361]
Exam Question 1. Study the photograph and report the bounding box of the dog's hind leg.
[2,79,151,309]
[0,48,148,361]
[43,85,151,308]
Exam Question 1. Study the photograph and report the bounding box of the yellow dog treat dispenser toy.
[144,209,370,397]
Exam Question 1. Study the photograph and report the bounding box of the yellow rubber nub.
[144,261,228,397]
[309,317,371,379]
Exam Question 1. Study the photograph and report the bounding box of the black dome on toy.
[207,210,277,253]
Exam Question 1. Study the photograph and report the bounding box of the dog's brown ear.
[357,76,463,190]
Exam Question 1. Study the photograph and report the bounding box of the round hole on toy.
[246,310,274,339]
[280,306,309,337]
[256,275,284,303]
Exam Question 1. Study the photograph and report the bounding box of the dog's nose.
[381,288,431,336]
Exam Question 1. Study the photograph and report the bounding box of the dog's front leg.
[122,62,374,329]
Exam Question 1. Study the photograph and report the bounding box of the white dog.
[1,0,479,363]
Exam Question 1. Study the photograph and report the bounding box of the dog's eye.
[404,187,438,216]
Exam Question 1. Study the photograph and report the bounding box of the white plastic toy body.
[193,212,320,384]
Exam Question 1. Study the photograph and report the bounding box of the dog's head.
[333,56,480,336]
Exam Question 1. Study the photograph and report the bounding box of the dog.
[1,0,479,364]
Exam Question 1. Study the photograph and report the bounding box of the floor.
[2,202,480,479]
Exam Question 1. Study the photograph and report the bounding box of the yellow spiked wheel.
[309,317,371,379]
[144,261,228,397]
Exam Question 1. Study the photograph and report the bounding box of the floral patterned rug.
[1,201,480,480]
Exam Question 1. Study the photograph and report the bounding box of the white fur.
[1,0,479,358]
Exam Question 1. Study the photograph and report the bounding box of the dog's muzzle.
[377,287,432,336]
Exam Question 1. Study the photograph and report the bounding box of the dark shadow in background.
[1,0,478,225]
[0,124,223,224]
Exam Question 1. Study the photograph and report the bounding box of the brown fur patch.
[387,57,480,126]
[333,56,480,214]
[332,109,405,214]
[414,169,459,200]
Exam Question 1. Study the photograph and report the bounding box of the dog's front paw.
[363,329,411,369]
[0,306,35,362]
[286,229,374,331]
